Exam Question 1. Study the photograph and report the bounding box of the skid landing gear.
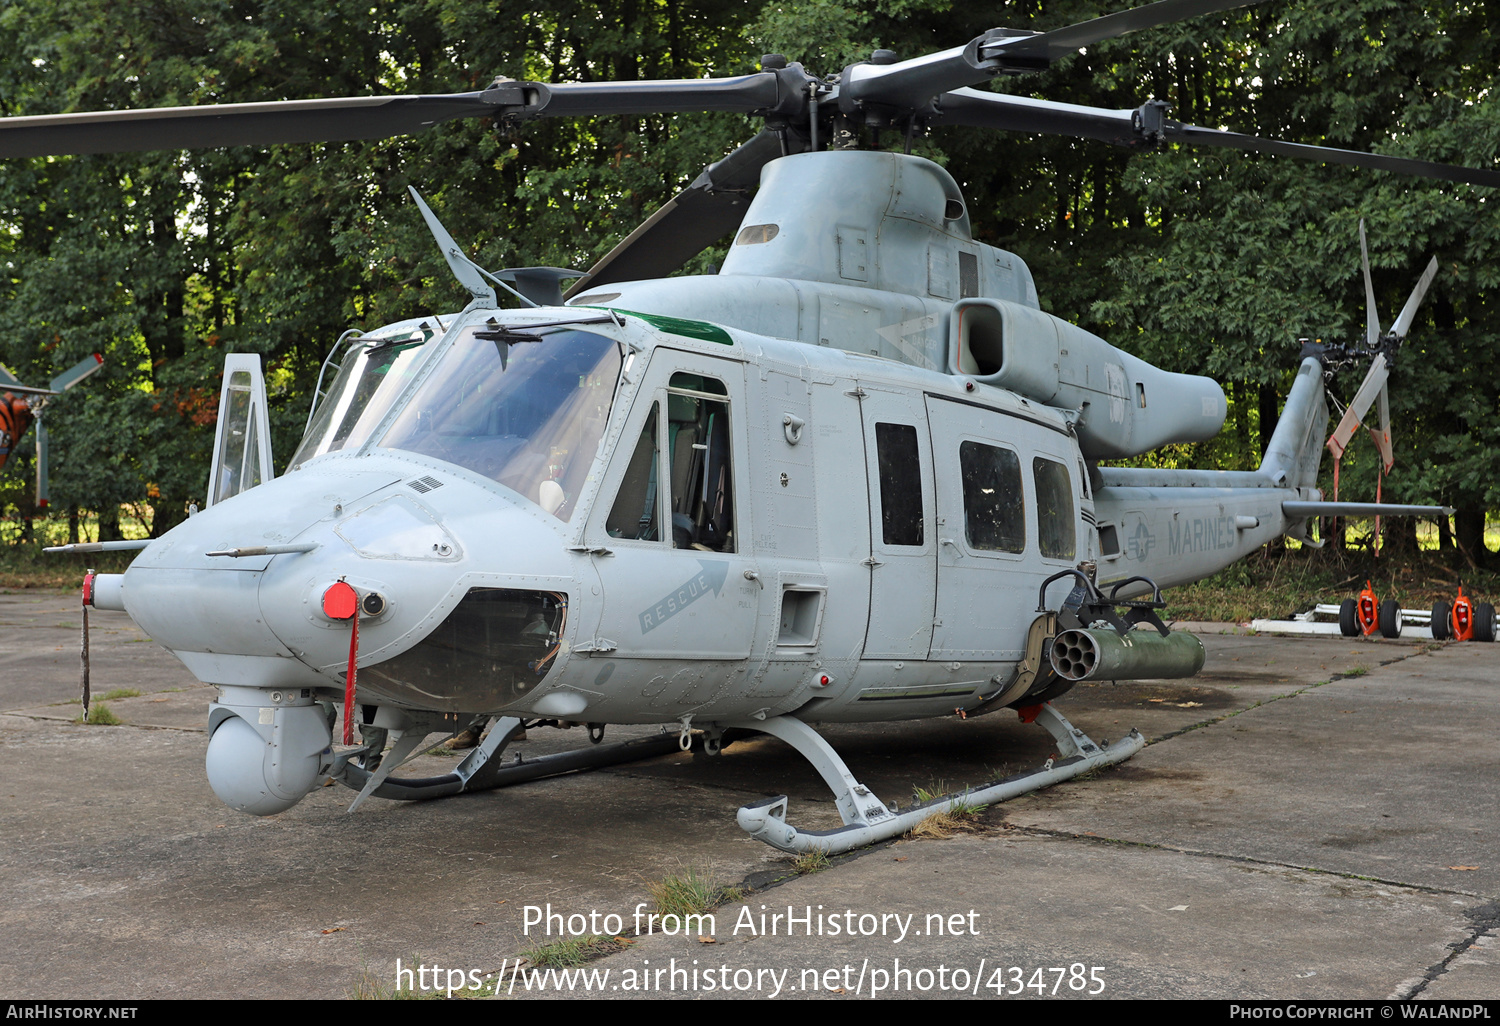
[731,705,1143,855]
[334,716,685,807]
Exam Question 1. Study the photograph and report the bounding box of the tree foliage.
[0,0,1495,552]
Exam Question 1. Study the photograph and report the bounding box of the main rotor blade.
[0,75,794,158]
[1391,256,1440,340]
[1168,121,1500,189]
[936,89,1141,144]
[935,89,1500,189]
[845,0,1265,110]
[0,93,501,157]
[565,131,783,298]
[994,0,1265,66]
[527,76,785,119]
[1360,219,1380,346]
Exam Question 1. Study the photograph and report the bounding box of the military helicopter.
[17,0,1489,854]
[0,354,104,508]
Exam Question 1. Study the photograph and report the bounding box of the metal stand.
[731,705,1144,854]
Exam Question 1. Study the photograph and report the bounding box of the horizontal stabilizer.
[1282,501,1453,519]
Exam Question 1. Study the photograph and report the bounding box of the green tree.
[0,0,1495,560]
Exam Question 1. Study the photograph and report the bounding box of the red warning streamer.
[322,582,360,744]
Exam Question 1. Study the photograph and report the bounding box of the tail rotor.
[1323,220,1441,552]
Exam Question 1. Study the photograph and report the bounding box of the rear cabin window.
[875,422,924,546]
[960,441,1024,553]
[1033,457,1076,560]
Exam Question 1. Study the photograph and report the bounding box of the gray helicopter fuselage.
[98,150,1335,821]
[17,3,1471,833]
[117,299,1304,735]
[571,152,1228,459]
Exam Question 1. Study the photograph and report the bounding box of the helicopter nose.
[253,473,576,712]
[120,466,407,687]
[122,457,581,816]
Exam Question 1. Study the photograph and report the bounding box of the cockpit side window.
[666,372,734,553]
[606,402,661,542]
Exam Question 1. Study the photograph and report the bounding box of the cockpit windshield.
[289,335,429,470]
[377,325,623,520]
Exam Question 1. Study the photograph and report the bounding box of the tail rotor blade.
[1373,383,1393,471]
[1390,256,1439,341]
[1326,353,1388,460]
[1360,219,1380,346]
[49,353,103,393]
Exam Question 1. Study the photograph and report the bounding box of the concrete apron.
[0,594,1493,999]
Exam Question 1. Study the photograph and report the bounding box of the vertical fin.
[1259,356,1329,491]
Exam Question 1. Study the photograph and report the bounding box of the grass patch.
[1160,546,1500,623]
[907,810,962,839]
[98,688,140,701]
[913,783,988,819]
[348,971,450,1000]
[73,703,122,726]
[647,867,721,920]
[1344,666,1369,678]
[790,849,829,875]
[524,935,623,968]
[907,784,988,840]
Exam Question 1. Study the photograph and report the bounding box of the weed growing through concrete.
[74,703,122,726]
[524,935,622,968]
[907,784,988,839]
[98,688,140,701]
[907,810,961,839]
[648,868,721,919]
[348,971,448,1000]
[1345,666,1369,677]
[791,849,830,875]
[913,783,988,819]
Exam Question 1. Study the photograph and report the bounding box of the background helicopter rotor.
[1324,222,1442,475]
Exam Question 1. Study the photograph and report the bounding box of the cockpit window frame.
[347,315,632,466]
[368,320,629,521]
